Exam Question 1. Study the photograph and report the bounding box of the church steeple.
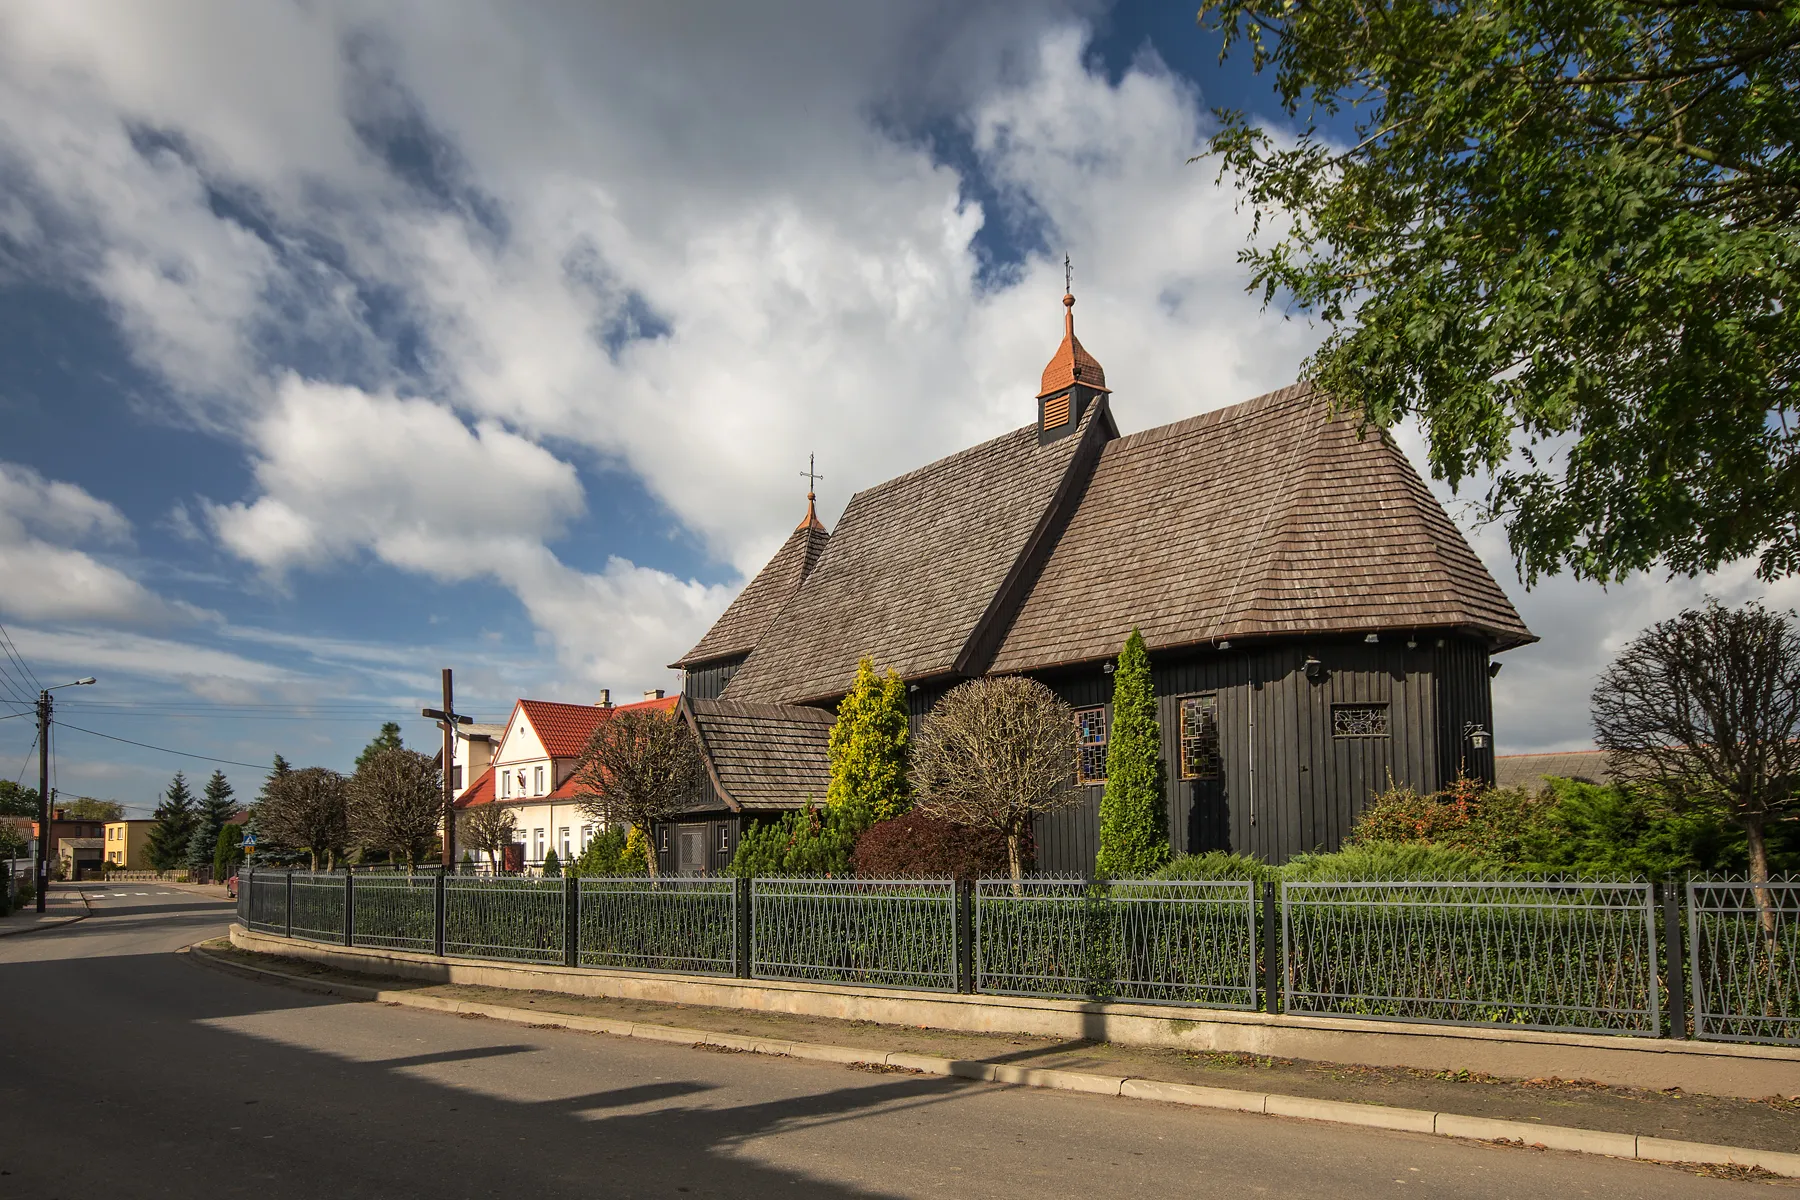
[797,454,826,532]
[1037,268,1110,443]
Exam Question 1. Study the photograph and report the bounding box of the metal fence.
[1689,879,1800,1045]
[444,875,566,964]
[288,872,348,945]
[230,868,1800,1046]
[975,879,1258,1007]
[350,872,438,953]
[752,877,957,991]
[1283,879,1661,1035]
[579,876,737,975]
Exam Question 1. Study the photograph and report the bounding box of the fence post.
[734,876,752,979]
[564,874,580,969]
[434,868,447,957]
[343,870,354,947]
[1262,880,1280,1015]
[956,879,974,994]
[1663,880,1688,1039]
[285,871,294,938]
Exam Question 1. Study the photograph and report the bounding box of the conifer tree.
[355,723,404,773]
[1095,629,1169,877]
[826,657,911,828]
[145,773,199,871]
[212,821,244,880]
[541,847,561,877]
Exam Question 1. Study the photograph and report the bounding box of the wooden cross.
[799,453,824,497]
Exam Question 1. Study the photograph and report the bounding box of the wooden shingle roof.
[722,405,1112,704]
[683,697,834,811]
[988,383,1534,673]
[673,514,830,669]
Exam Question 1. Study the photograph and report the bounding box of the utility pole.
[36,690,49,914]
[34,676,95,912]
[422,668,470,870]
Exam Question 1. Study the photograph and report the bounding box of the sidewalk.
[195,938,1800,1169]
[0,883,89,937]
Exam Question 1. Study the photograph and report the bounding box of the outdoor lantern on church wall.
[1463,723,1490,751]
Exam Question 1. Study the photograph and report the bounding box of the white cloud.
[0,462,169,623]
[0,2,1761,745]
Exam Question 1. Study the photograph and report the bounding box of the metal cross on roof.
[800,453,824,497]
[1064,253,1072,294]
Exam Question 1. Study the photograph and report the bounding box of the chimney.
[643,689,665,701]
[597,688,612,708]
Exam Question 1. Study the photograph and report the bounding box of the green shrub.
[727,801,857,877]
[1095,629,1169,877]
[1151,851,1281,884]
[570,827,650,876]
[1284,841,1509,882]
[827,657,911,827]
[541,847,562,877]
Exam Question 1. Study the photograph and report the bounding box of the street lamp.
[36,677,97,913]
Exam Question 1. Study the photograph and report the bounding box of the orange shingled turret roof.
[1038,292,1109,399]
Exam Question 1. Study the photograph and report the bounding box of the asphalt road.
[0,885,1785,1199]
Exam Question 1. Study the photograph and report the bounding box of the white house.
[455,690,677,869]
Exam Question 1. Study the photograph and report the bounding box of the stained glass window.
[1075,706,1108,784]
[1179,694,1220,779]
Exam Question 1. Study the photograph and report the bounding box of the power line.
[52,722,277,771]
[0,622,39,692]
[13,728,38,787]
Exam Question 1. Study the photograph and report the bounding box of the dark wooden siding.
[1433,637,1496,786]
[684,656,746,701]
[655,815,743,875]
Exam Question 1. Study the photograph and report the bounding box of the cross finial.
[1064,253,1072,295]
[799,453,824,498]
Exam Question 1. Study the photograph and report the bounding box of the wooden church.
[658,291,1534,875]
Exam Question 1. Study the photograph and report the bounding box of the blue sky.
[0,2,1782,814]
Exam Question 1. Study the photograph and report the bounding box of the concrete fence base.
[229,924,1800,1100]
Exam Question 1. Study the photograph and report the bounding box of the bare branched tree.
[255,766,350,871]
[348,747,442,869]
[1594,599,1800,929]
[571,707,702,877]
[912,676,1080,881]
[458,803,517,873]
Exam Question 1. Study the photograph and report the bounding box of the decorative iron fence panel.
[246,870,287,933]
[288,872,347,944]
[1283,879,1660,1035]
[1689,880,1800,1045]
[975,879,1095,998]
[349,872,438,952]
[578,877,736,975]
[975,879,1257,1007]
[752,878,955,991]
[443,875,564,964]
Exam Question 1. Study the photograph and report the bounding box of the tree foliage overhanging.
[1199,0,1800,582]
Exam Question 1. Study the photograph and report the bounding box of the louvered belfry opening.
[1037,291,1110,444]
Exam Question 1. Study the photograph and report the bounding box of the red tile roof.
[454,765,495,808]
[510,694,678,759]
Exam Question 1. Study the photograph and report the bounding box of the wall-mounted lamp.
[1363,633,1380,644]
[1488,662,1503,678]
[1303,656,1325,682]
[908,684,920,693]
[1405,637,1418,650]
[1216,640,1232,650]
[1463,722,1491,751]
[1102,661,1116,675]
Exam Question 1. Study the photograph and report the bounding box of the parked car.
[225,873,239,900]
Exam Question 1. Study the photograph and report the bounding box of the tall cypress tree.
[1095,629,1169,877]
[145,773,199,871]
[825,657,911,828]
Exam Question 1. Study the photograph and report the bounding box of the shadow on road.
[0,935,979,1199]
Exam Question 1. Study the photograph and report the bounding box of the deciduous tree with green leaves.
[1096,630,1169,877]
[826,657,912,827]
[1200,0,1800,583]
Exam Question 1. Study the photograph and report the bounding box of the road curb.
[187,942,1800,1179]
